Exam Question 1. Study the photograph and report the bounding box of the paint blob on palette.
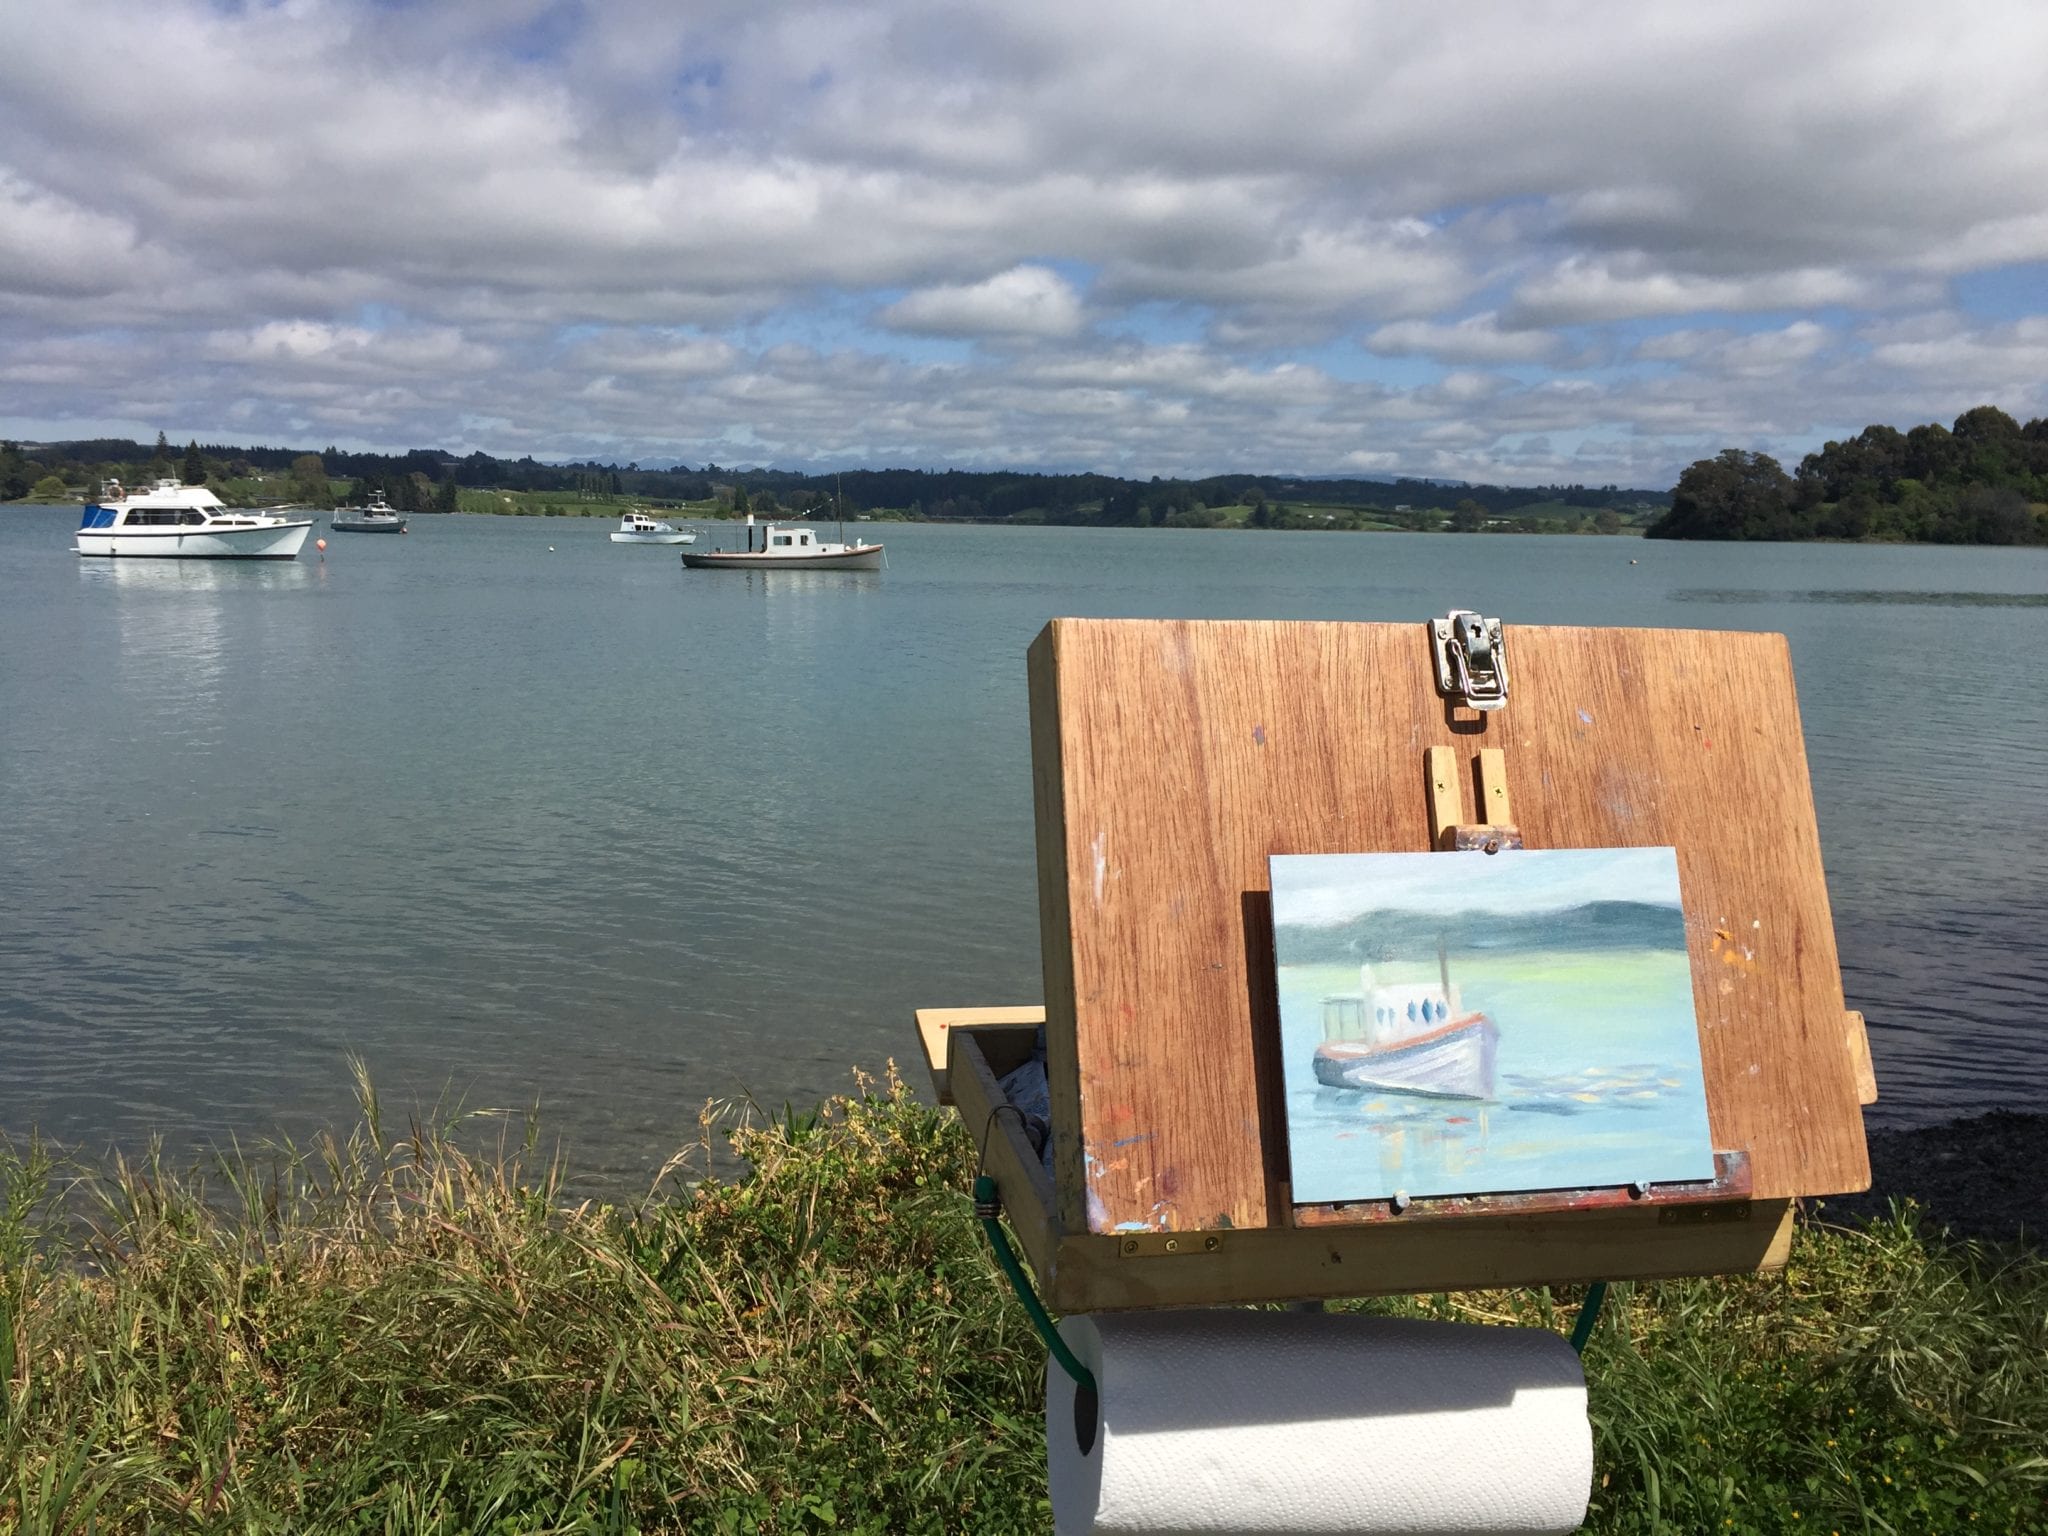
[1269,847,1717,1206]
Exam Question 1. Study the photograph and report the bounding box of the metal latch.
[1430,610,1508,712]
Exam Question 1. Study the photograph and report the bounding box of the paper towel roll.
[1047,1310,1590,1536]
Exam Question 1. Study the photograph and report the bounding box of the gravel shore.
[1809,1109,2046,1247]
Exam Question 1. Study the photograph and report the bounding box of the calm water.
[1,509,2043,1188]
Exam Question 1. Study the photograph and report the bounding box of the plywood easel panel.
[1029,618,1867,1238]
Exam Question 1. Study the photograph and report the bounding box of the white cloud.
[1634,321,1831,377]
[0,172,163,299]
[203,321,499,376]
[1508,259,1873,327]
[1867,314,2048,395]
[1367,313,1563,365]
[2,2,2048,479]
[881,265,1084,338]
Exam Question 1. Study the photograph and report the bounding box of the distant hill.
[1275,900,1688,966]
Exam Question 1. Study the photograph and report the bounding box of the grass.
[2,1068,2043,1533]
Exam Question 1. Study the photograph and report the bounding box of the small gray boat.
[331,490,408,534]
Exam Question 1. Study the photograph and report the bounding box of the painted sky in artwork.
[1272,846,1684,928]
[4,4,2048,480]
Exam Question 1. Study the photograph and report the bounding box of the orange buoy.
[315,538,327,553]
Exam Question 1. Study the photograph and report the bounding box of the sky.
[4,2,2047,485]
[1271,848,1682,926]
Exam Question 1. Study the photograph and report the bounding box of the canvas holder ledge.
[914,614,1871,1313]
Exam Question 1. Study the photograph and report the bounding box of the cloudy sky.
[4,2,2046,484]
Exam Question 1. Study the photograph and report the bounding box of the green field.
[452,489,728,518]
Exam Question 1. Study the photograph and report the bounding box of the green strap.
[1568,1280,1608,1354]
[975,1175,1098,1396]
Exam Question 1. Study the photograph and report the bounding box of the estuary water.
[1,508,2043,1189]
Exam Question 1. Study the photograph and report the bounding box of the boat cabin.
[80,478,235,529]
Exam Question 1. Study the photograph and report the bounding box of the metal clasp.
[1430,610,1508,712]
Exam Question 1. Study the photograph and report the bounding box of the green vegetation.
[2,1072,2041,1533]
[1,435,1664,533]
[460,489,726,520]
[1651,406,2048,543]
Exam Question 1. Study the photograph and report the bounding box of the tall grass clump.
[1,1065,1046,1533]
[2,1064,2043,1533]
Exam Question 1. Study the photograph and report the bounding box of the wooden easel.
[917,614,1875,1313]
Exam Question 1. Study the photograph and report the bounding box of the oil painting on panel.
[1270,847,1716,1205]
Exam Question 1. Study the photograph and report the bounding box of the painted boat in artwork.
[1313,964,1499,1099]
[1312,1012,1499,1098]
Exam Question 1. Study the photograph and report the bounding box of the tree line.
[1648,406,2048,543]
[3,434,1666,528]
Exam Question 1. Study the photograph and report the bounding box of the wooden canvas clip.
[1425,745,1523,851]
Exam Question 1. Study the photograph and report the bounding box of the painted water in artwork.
[1270,847,1718,1206]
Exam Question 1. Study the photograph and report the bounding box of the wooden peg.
[1476,748,1512,826]
[1424,746,1464,848]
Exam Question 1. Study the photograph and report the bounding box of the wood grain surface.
[1029,618,1869,1239]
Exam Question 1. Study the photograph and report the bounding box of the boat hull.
[331,517,407,534]
[611,530,695,544]
[1313,1014,1499,1100]
[681,544,883,570]
[76,521,313,560]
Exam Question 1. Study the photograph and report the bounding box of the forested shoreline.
[1650,406,2048,544]
[0,434,1661,533]
[17,411,2048,544]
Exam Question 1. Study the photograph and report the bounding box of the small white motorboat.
[611,511,697,545]
[681,516,883,570]
[75,478,312,561]
[331,489,408,534]
[1312,962,1499,1100]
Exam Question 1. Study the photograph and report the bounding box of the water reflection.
[79,557,316,593]
[732,569,886,599]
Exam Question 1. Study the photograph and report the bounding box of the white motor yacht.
[611,511,697,545]
[75,478,312,560]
